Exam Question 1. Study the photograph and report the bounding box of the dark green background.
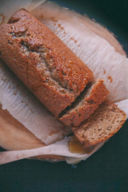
[0,0,128,191]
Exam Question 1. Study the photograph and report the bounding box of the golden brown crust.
[0,9,93,116]
[73,103,127,148]
[60,80,109,127]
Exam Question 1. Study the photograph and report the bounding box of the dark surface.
[0,0,128,192]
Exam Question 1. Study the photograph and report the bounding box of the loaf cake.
[73,103,127,148]
[60,80,109,127]
[0,9,94,117]
[0,9,110,127]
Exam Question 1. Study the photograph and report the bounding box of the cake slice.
[60,80,109,127]
[73,103,127,148]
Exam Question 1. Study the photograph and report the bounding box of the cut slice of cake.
[60,80,109,127]
[73,103,127,148]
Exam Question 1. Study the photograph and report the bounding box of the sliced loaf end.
[60,80,109,127]
[73,103,127,148]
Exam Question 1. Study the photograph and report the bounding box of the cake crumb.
[108,76,113,83]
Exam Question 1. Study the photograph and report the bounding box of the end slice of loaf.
[73,103,127,148]
[60,80,109,127]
